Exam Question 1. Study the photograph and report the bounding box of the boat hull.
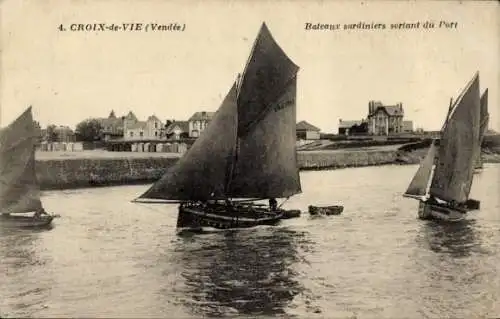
[308,205,344,216]
[465,198,480,210]
[417,201,466,222]
[0,214,54,228]
[176,204,285,230]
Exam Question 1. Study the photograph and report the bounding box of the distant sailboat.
[133,22,304,230]
[403,72,481,222]
[0,107,55,227]
[474,89,489,171]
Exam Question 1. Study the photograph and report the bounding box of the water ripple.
[0,165,499,318]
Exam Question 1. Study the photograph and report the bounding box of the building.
[402,120,414,133]
[338,119,368,135]
[367,101,404,135]
[123,112,163,140]
[52,125,76,142]
[296,121,321,140]
[164,120,189,140]
[96,110,125,141]
[188,111,215,138]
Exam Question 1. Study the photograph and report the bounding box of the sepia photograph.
[0,0,499,318]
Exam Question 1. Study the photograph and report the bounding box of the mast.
[224,74,242,198]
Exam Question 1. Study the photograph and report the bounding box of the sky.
[1,0,498,133]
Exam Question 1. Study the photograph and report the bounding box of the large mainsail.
[403,140,437,198]
[227,23,301,199]
[429,73,481,203]
[0,107,43,214]
[138,22,301,201]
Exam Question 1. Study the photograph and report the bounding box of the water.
[1,164,499,318]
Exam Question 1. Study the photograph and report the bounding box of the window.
[155,131,158,136]
[155,122,158,129]
[140,131,144,137]
[130,132,134,137]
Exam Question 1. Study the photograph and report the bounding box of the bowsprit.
[70,24,107,31]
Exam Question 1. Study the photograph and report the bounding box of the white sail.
[403,141,437,198]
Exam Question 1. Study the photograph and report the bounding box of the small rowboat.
[308,205,344,216]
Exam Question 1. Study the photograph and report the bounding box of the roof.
[369,105,404,117]
[338,120,364,128]
[296,120,321,132]
[165,121,189,134]
[126,121,147,130]
[124,111,138,121]
[188,111,215,121]
[98,117,123,128]
[147,115,161,122]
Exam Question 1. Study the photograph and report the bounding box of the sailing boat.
[0,107,55,227]
[133,23,303,230]
[403,72,481,222]
[474,89,489,171]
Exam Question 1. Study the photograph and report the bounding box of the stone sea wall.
[297,150,397,170]
[36,157,179,190]
[35,149,400,190]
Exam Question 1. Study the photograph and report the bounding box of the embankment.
[36,156,179,190]
[36,147,500,190]
[36,149,398,190]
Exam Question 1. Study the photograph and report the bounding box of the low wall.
[36,157,179,190]
[298,150,397,170]
[35,149,399,190]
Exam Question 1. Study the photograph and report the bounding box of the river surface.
[1,164,499,318]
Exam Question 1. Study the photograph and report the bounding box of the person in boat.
[33,208,48,219]
[426,195,439,205]
[269,198,278,211]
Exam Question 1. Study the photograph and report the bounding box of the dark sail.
[228,79,301,198]
[429,73,481,203]
[137,23,301,201]
[475,89,489,168]
[403,141,437,198]
[138,84,238,201]
[0,107,43,214]
[479,88,489,138]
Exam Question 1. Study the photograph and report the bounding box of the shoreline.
[35,148,500,191]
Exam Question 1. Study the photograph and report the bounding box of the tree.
[45,124,59,142]
[75,118,103,142]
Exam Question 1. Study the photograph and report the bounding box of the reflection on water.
[412,219,498,318]
[419,219,480,257]
[173,228,309,317]
[0,228,54,318]
[0,164,499,318]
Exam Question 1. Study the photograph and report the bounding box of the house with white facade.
[188,111,215,138]
[123,111,163,140]
[367,101,404,135]
[164,120,189,140]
